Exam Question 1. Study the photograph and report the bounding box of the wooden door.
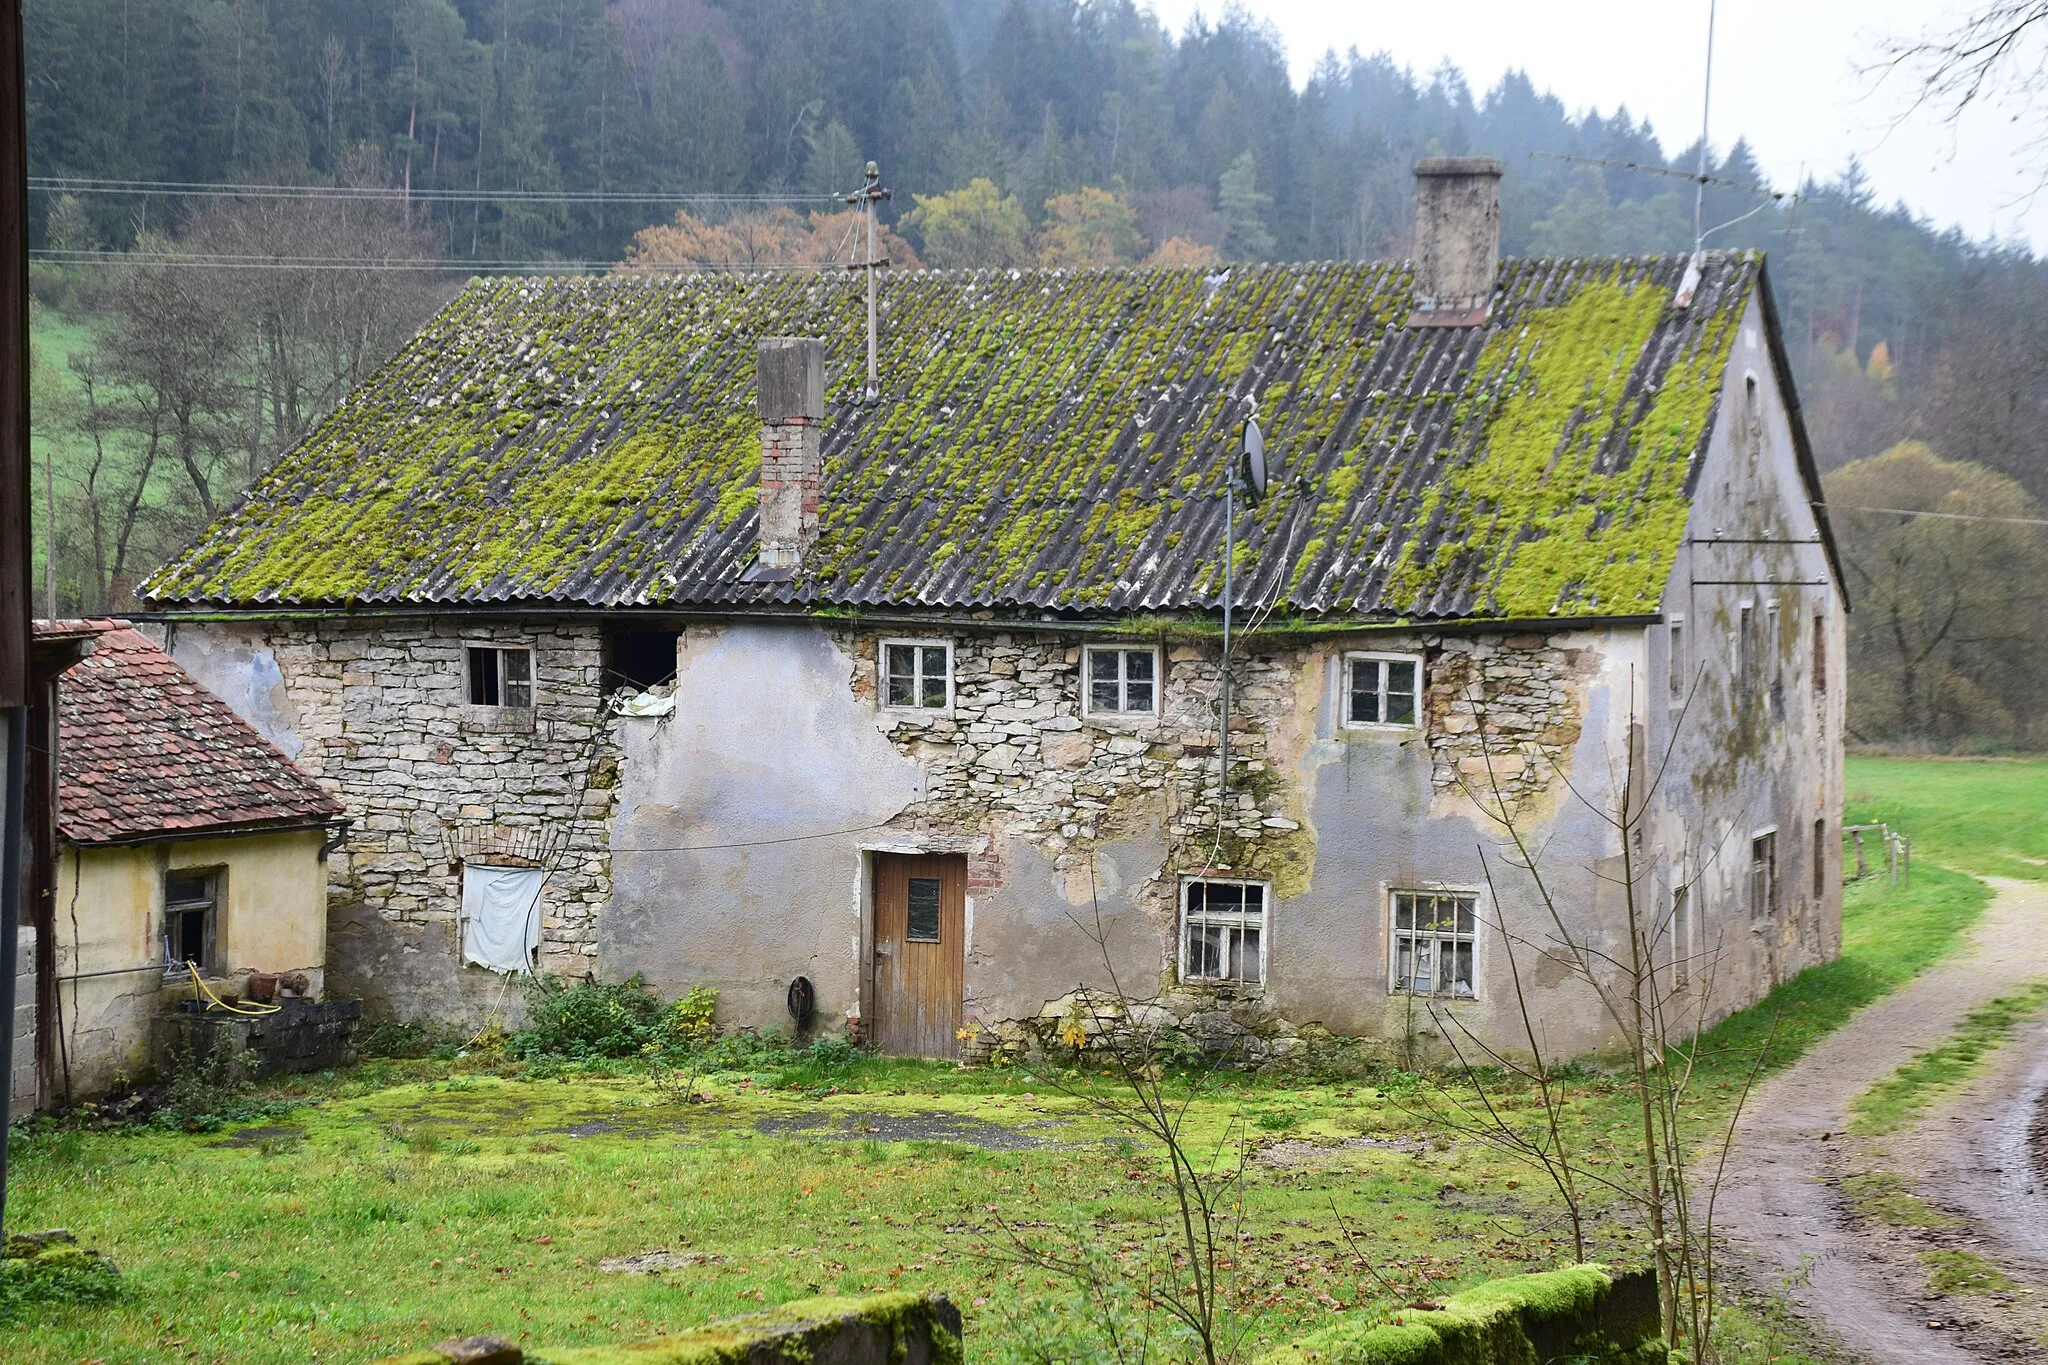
[870,853,965,1058]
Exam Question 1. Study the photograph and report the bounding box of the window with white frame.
[881,640,952,711]
[1749,831,1777,922]
[467,645,532,708]
[1389,889,1478,998]
[1670,882,1692,988]
[1344,652,1421,728]
[1085,645,1158,717]
[1180,879,1266,985]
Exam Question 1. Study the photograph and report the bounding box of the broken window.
[1085,645,1158,716]
[1749,832,1777,922]
[1391,889,1478,998]
[1344,652,1421,728]
[1668,618,1686,703]
[467,645,533,708]
[1813,818,1827,899]
[882,640,951,711]
[603,628,682,694]
[163,870,218,972]
[906,877,943,943]
[1181,879,1266,985]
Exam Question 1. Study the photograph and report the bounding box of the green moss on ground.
[1918,1250,2019,1298]
[1847,978,2048,1135]
[1257,1264,1664,1365]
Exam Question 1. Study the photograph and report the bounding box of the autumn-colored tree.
[901,179,1031,268]
[620,207,919,272]
[1035,186,1144,267]
[1828,442,2048,743]
[1143,235,1221,268]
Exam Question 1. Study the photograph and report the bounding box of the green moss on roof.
[143,256,1759,618]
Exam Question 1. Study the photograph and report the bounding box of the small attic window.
[468,646,533,709]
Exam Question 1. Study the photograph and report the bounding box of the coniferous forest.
[20,0,2048,746]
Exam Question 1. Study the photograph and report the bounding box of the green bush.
[511,975,673,1061]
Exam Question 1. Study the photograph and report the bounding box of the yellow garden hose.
[184,961,281,1016]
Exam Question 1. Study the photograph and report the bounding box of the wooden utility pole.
[0,0,32,1237]
[845,161,890,403]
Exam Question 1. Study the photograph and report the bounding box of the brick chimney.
[753,337,825,577]
[1409,157,1503,327]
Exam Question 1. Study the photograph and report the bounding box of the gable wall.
[1641,292,1846,1023]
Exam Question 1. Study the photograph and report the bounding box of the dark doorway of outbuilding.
[869,853,965,1058]
[603,627,682,694]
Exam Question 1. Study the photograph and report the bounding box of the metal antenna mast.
[845,161,891,403]
[1693,0,1718,253]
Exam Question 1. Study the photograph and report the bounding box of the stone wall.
[370,1291,962,1365]
[177,611,1613,1047]
[171,618,617,998]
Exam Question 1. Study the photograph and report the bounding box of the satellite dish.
[1240,417,1268,504]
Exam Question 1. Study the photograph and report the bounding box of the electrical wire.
[31,176,842,206]
[31,249,847,274]
[1836,504,2048,527]
[612,818,897,854]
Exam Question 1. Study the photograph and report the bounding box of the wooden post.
[0,0,33,1239]
[1853,829,1867,880]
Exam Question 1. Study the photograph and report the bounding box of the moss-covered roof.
[142,254,1763,620]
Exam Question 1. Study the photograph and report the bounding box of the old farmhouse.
[138,160,1845,1061]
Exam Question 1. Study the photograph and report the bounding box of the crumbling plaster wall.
[618,617,1640,1060]
[169,617,615,1027]
[1643,293,1845,1028]
[50,830,329,1096]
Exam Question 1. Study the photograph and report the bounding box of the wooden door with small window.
[869,853,965,1058]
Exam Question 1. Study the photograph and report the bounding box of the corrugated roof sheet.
[141,253,1759,620]
[50,623,343,845]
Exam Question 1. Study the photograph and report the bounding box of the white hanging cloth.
[461,864,545,974]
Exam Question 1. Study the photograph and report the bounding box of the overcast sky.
[1150,0,2046,255]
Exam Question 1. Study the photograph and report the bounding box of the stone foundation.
[157,997,362,1078]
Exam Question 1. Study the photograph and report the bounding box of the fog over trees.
[22,0,2048,746]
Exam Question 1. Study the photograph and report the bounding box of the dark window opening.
[604,629,682,694]
[906,877,942,942]
[164,871,217,971]
[468,646,532,708]
[1814,819,1828,899]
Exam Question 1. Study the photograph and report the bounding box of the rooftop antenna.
[845,161,891,404]
[1693,0,1717,255]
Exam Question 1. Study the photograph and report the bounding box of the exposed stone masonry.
[245,619,614,974]
[233,617,1584,1005]
[1424,633,1590,815]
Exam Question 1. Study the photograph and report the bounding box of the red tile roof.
[48,622,343,845]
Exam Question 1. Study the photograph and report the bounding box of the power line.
[30,176,844,206]
[30,249,847,274]
[1843,499,2048,527]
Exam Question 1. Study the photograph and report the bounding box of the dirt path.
[1717,877,2048,1364]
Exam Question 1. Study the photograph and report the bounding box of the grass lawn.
[1,758,2027,1364]
[1845,753,2048,881]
